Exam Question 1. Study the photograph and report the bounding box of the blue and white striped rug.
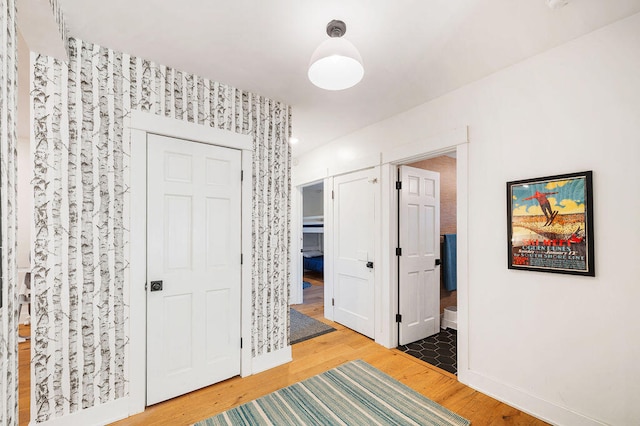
[195,360,470,425]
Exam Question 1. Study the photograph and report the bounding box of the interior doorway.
[289,180,331,344]
[291,180,326,326]
[396,153,459,375]
[300,181,325,306]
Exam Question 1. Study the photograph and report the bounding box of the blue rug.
[195,360,470,425]
[303,281,311,289]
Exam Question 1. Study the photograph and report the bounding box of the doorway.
[128,111,253,414]
[290,180,338,345]
[300,181,324,307]
[397,153,459,375]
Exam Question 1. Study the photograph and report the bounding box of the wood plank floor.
[18,276,548,425]
[18,324,30,426]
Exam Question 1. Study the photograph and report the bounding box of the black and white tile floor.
[398,328,457,375]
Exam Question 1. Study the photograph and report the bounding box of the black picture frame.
[507,170,594,276]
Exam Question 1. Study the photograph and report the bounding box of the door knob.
[150,280,163,292]
[366,261,374,269]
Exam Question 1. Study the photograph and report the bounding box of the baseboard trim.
[30,397,130,426]
[464,370,605,426]
[251,346,292,374]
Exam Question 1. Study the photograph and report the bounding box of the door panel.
[163,294,193,374]
[399,165,440,345]
[146,134,242,405]
[165,195,192,268]
[206,198,230,267]
[333,169,377,338]
[205,289,232,361]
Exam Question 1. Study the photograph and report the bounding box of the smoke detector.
[547,0,570,9]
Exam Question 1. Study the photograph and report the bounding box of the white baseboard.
[31,397,130,426]
[464,370,606,426]
[251,346,292,374]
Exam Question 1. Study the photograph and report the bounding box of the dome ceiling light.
[546,0,570,9]
[308,19,364,91]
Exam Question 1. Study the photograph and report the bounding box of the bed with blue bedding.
[302,250,324,273]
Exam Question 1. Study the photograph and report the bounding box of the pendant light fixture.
[546,0,570,8]
[308,20,364,91]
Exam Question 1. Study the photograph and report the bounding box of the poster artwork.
[507,171,594,276]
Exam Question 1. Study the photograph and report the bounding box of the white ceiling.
[48,0,640,155]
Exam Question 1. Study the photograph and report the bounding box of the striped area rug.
[195,360,470,425]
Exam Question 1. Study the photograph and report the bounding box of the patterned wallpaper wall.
[32,37,291,422]
[47,0,68,57]
[0,0,19,424]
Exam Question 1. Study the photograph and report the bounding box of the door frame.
[290,180,325,305]
[381,132,469,383]
[128,111,253,415]
[290,183,304,305]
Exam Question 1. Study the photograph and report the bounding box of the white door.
[398,165,440,345]
[332,169,377,338]
[146,134,242,405]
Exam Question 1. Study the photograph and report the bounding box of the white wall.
[294,13,640,426]
[302,183,323,217]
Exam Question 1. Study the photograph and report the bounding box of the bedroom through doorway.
[300,182,325,307]
[289,180,331,344]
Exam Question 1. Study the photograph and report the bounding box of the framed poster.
[507,170,594,276]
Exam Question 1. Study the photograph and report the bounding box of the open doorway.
[396,152,459,375]
[289,180,336,345]
[300,181,324,307]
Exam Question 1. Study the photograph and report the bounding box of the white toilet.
[441,306,457,331]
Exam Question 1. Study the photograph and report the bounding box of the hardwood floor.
[18,324,30,426]
[18,277,548,425]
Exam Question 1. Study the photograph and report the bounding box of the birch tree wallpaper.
[0,0,19,424]
[47,0,68,54]
[32,37,291,422]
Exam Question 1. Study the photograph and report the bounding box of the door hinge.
[241,170,244,181]
[331,190,334,200]
[240,338,243,349]
[144,281,148,291]
[332,298,335,306]
[241,253,243,265]
[396,314,402,323]
[396,247,402,256]
[395,181,402,190]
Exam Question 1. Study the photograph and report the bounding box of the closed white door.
[146,134,242,405]
[332,169,377,338]
[398,165,440,345]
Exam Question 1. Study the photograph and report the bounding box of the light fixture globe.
[308,20,364,91]
[546,0,570,9]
